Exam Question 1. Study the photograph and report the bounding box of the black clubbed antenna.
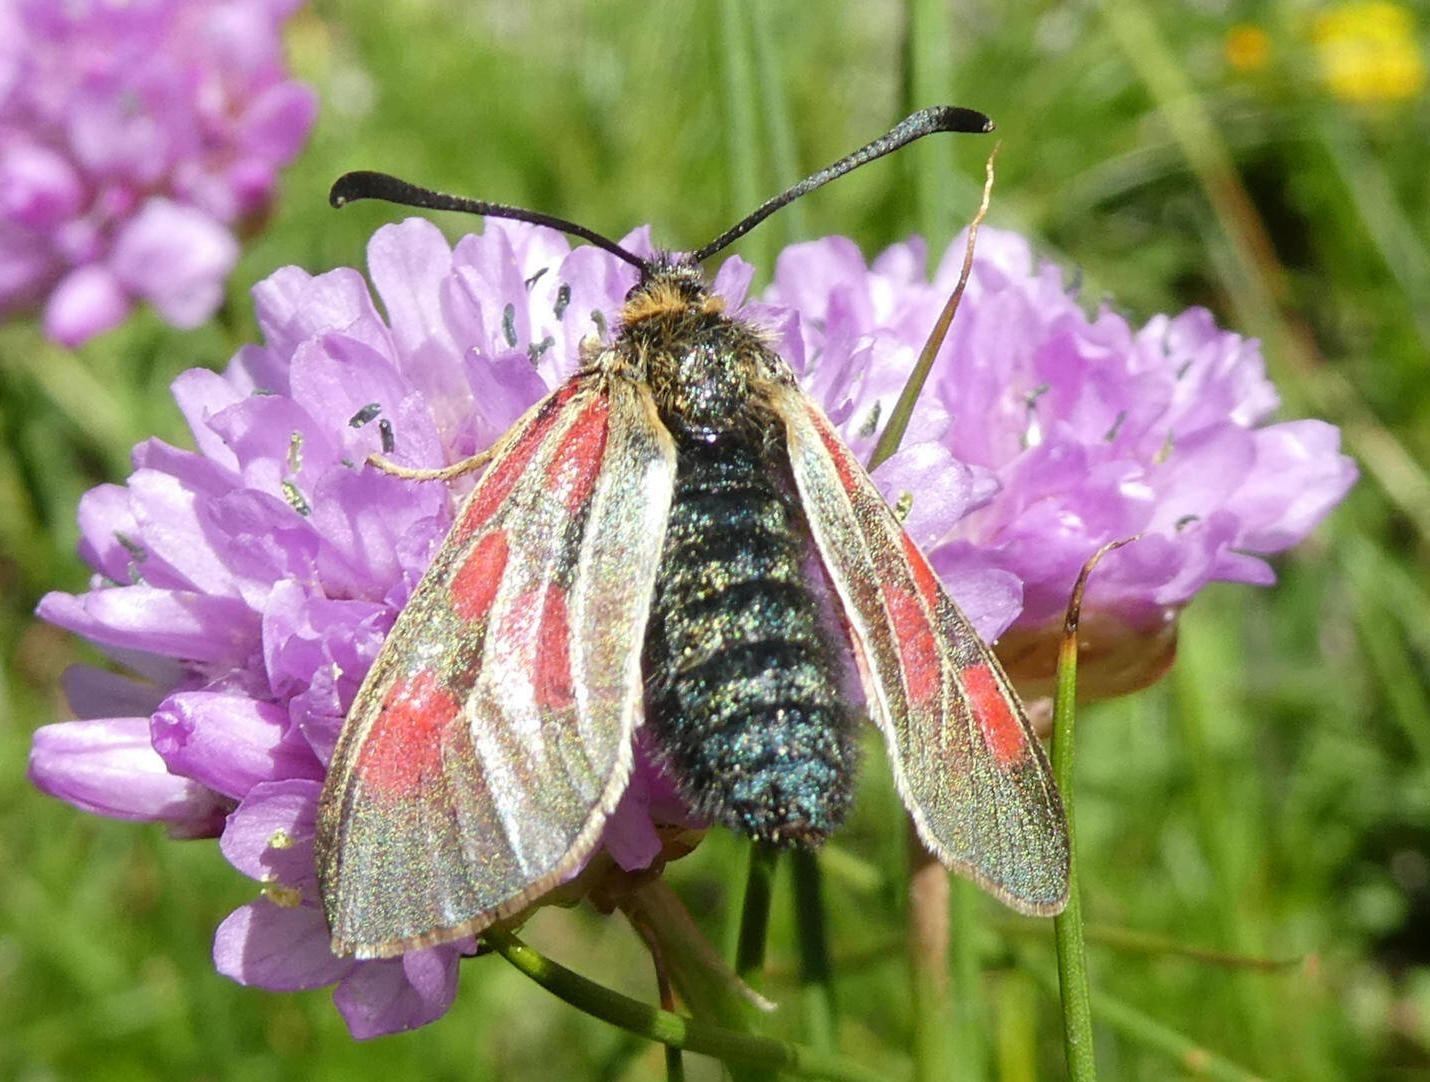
[329,171,654,276]
[688,105,993,265]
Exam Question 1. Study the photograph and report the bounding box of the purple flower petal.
[332,946,462,1039]
[111,199,238,327]
[170,368,247,470]
[28,717,227,834]
[152,692,323,799]
[43,263,130,346]
[219,778,322,888]
[1228,420,1358,551]
[39,586,260,664]
[214,896,352,991]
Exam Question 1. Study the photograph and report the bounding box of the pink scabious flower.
[0,0,317,346]
[766,227,1358,697]
[28,218,1353,1036]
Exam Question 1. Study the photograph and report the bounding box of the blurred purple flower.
[767,227,1357,696]
[28,218,1353,1035]
[0,0,316,346]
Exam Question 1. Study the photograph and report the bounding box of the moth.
[316,107,1069,959]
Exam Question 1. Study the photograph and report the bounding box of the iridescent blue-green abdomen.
[643,435,858,845]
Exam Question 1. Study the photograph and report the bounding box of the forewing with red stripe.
[316,374,676,957]
[774,385,1069,914]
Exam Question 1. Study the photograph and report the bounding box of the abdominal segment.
[642,434,858,846]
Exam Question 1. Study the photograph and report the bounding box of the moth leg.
[366,448,494,481]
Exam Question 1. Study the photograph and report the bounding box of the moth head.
[620,262,723,327]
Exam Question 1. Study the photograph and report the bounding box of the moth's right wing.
[775,385,1069,915]
[316,374,676,958]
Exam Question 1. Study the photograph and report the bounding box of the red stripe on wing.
[900,532,941,609]
[962,662,1031,767]
[809,408,947,706]
[502,584,575,711]
[810,409,861,492]
[535,586,573,710]
[455,383,582,540]
[449,530,510,622]
[882,579,941,704]
[548,395,610,512]
[354,669,461,798]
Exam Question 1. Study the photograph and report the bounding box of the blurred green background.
[3,0,1428,1079]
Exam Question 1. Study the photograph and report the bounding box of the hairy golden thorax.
[602,261,791,440]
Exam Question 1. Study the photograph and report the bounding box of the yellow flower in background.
[1226,24,1273,73]
[1312,1,1426,102]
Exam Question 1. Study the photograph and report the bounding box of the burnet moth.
[317,106,1069,959]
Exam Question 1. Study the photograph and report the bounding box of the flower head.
[29,218,1353,1034]
[1311,2,1426,104]
[0,0,317,345]
[768,227,1357,695]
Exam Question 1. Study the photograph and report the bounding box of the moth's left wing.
[317,374,676,958]
[773,385,1069,915]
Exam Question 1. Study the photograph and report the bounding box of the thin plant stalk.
[790,850,836,1051]
[869,146,997,471]
[486,929,887,1082]
[736,843,780,992]
[1052,540,1136,1079]
[639,922,687,1082]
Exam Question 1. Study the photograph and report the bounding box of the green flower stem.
[1051,543,1137,1081]
[624,878,774,1082]
[1051,639,1096,1081]
[790,850,835,1051]
[736,843,780,992]
[653,948,686,1082]
[623,879,770,1031]
[487,929,887,1082]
